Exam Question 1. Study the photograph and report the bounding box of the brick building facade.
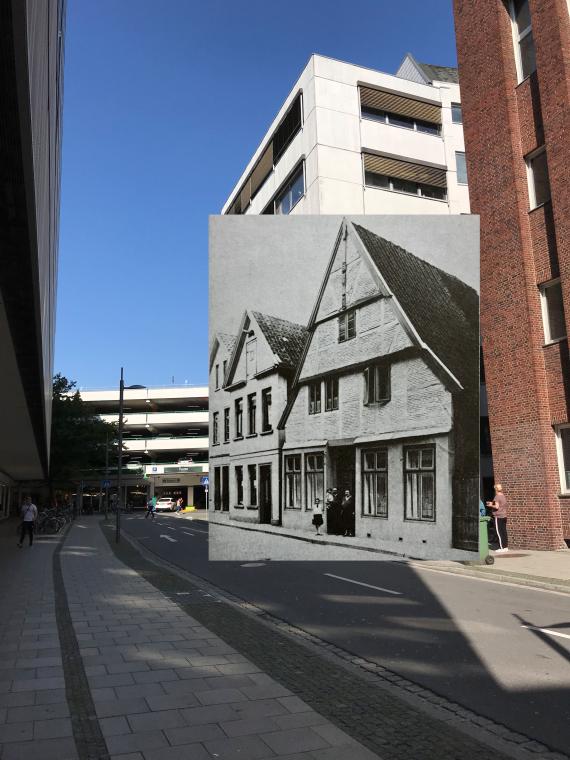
[454,0,570,548]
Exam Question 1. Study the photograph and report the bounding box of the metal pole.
[116,367,124,543]
[104,432,109,519]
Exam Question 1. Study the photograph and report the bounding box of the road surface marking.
[164,525,176,531]
[522,625,570,641]
[324,573,402,596]
[241,562,266,567]
[159,534,177,543]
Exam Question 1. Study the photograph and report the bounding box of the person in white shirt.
[18,496,38,548]
[312,498,324,536]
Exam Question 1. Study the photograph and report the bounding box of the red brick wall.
[453,0,568,547]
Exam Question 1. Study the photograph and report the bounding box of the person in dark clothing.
[18,496,37,548]
[340,489,355,537]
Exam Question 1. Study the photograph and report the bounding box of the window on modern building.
[451,103,462,124]
[226,94,302,215]
[325,377,339,411]
[556,426,570,493]
[527,148,551,208]
[214,467,221,510]
[247,393,257,435]
[248,464,257,505]
[222,466,229,511]
[404,445,436,521]
[360,106,440,136]
[285,454,302,509]
[261,388,272,431]
[540,279,567,343]
[456,152,468,185]
[359,87,442,136]
[274,164,305,215]
[235,466,243,506]
[224,407,230,442]
[338,310,356,342]
[362,449,388,517]
[215,364,219,390]
[235,398,243,438]
[305,453,324,510]
[364,364,390,404]
[308,381,322,415]
[212,412,219,445]
[510,0,536,81]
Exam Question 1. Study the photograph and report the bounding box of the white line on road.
[324,573,402,596]
[164,526,176,531]
[159,534,177,543]
[522,625,570,641]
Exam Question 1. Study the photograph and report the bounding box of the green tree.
[50,374,117,486]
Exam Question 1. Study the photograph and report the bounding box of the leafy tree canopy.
[50,374,117,485]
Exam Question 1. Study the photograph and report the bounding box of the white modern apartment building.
[80,385,209,508]
[222,53,469,218]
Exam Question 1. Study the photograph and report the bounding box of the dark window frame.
[304,452,324,511]
[308,381,322,415]
[325,377,339,411]
[247,392,257,435]
[212,412,219,445]
[404,445,436,522]
[362,448,388,518]
[235,398,243,439]
[261,387,272,432]
[364,364,391,405]
[223,407,230,443]
[364,170,447,201]
[248,464,257,506]
[284,454,302,509]
[361,105,441,136]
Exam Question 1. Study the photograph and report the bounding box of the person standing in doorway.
[487,483,508,552]
[18,496,37,548]
[341,489,355,537]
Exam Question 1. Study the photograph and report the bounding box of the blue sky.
[55,0,458,390]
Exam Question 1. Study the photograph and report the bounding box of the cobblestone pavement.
[1,516,568,760]
[103,519,570,760]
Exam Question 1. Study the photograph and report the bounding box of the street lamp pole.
[116,367,124,543]
[104,432,109,519]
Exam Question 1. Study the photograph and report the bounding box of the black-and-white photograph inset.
[209,215,479,561]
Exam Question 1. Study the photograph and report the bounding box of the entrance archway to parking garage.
[329,445,355,536]
[259,464,272,524]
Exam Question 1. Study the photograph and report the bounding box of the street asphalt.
[121,510,570,755]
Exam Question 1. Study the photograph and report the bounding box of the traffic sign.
[102,479,111,488]
[200,476,209,486]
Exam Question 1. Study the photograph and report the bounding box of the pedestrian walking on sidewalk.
[487,483,508,552]
[18,496,38,548]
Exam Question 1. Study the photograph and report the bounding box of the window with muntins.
[285,455,302,509]
[248,464,257,505]
[404,446,435,521]
[364,365,390,404]
[527,148,551,208]
[325,377,339,411]
[338,310,356,342]
[261,388,272,431]
[362,449,388,517]
[305,453,324,511]
[235,398,243,438]
[224,408,230,442]
[247,393,257,435]
[540,279,567,343]
[212,412,219,445]
[510,0,536,81]
[308,381,322,415]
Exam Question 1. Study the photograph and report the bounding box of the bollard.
[479,515,494,565]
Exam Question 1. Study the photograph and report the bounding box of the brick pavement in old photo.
[0,516,567,760]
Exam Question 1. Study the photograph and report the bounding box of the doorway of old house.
[259,464,272,524]
[330,446,355,536]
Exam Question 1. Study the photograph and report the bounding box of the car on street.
[155,497,176,512]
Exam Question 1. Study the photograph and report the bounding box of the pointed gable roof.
[252,312,309,371]
[397,53,459,85]
[352,223,478,389]
[218,333,237,354]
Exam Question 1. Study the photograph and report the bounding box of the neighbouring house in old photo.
[209,217,479,558]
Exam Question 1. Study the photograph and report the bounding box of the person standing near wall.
[487,483,508,553]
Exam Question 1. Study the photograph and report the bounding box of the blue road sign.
[200,476,209,486]
[102,479,111,488]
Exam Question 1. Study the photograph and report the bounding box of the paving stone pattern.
[63,520,380,760]
[102,521,569,760]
